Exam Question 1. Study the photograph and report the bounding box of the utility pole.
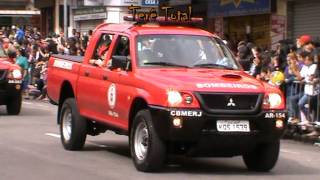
[64,0,68,37]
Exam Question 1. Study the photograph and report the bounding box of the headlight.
[263,93,284,109]
[269,93,282,107]
[12,69,22,79]
[167,90,183,107]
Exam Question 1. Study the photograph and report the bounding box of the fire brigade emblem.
[108,83,116,109]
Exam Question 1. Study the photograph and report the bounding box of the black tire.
[6,93,22,115]
[59,98,87,150]
[243,140,280,172]
[130,109,166,172]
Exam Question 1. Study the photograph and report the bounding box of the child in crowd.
[290,52,319,125]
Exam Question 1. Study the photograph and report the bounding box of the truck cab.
[47,18,287,172]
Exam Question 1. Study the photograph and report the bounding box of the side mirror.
[110,55,131,71]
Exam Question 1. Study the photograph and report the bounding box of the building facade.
[0,0,40,29]
[34,0,76,36]
[34,0,159,36]
[287,0,320,41]
[33,0,319,46]
[72,0,159,34]
[206,0,287,50]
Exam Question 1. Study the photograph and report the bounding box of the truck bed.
[47,54,84,104]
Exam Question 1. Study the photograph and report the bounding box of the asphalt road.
[0,100,320,180]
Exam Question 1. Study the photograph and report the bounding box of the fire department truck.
[47,17,287,172]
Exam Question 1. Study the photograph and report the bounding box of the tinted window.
[136,35,240,70]
[113,36,130,57]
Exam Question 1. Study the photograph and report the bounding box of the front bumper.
[149,105,287,156]
[0,80,22,105]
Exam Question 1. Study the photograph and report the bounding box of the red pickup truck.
[0,47,23,115]
[47,21,287,172]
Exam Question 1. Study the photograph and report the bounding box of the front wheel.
[60,98,87,151]
[130,109,166,172]
[243,140,280,172]
[6,93,22,115]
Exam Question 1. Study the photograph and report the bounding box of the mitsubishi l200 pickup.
[47,18,287,172]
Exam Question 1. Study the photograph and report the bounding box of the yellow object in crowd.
[270,71,285,86]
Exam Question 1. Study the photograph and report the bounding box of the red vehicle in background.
[47,18,287,172]
[0,46,23,115]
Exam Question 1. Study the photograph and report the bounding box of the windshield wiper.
[144,62,190,68]
[193,63,235,70]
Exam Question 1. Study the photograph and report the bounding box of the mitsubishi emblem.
[227,98,236,107]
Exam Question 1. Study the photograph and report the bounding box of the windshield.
[0,45,7,57]
[136,35,240,70]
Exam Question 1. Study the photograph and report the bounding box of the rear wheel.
[130,109,166,172]
[6,93,22,115]
[60,98,87,150]
[243,140,280,172]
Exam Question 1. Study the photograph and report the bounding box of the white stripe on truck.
[53,59,73,70]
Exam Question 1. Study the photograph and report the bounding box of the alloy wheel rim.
[134,120,149,161]
[62,109,72,141]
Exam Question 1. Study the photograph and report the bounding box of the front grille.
[0,69,8,80]
[195,92,263,114]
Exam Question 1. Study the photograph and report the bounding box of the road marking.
[88,142,109,148]
[45,133,60,138]
[22,101,56,111]
[23,101,52,107]
[280,149,300,155]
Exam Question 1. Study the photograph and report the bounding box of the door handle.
[102,75,108,80]
[84,71,90,77]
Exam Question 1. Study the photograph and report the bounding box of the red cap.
[298,35,311,45]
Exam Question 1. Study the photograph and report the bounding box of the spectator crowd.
[235,35,320,142]
[0,26,92,100]
[0,25,319,143]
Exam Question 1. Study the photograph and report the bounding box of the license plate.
[8,80,22,84]
[217,120,250,132]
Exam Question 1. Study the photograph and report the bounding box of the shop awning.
[0,10,40,17]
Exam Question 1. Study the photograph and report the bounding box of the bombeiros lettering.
[196,83,258,90]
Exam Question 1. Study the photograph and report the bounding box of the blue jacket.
[16,29,25,41]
